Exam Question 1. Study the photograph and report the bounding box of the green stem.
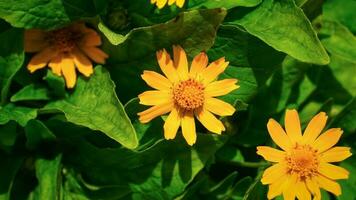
[227,161,269,168]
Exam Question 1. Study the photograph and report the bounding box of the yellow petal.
[316,174,341,196]
[302,112,328,144]
[306,178,321,200]
[181,111,196,145]
[267,177,286,199]
[60,56,77,88]
[189,52,208,77]
[318,163,349,180]
[48,55,62,76]
[205,79,239,97]
[285,109,302,143]
[24,29,47,52]
[295,181,311,200]
[205,97,235,116]
[163,108,181,140]
[141,70,172,90]
[81,46,108,64]
[72,48,93,77]
[312,128,343,153]
[261,163,286,184]
[156,49,179,83]
[138,102,173,123]
[267,119,293,151]
[282,175,297,200]
[27,47,57,73]
[256,146,285,162]
[156,0,167,8]
[201,57,229,85]
[320,147,352,163]
[173,45,189,80]
[175,0,185,7]
[138,90,172,106]
[195,108,225,134]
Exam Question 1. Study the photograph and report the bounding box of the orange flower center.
[173,79,204,110]
[47,28,79,53]
[286,144,319,181]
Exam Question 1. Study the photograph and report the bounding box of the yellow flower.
[150,0,185,9]
[138,45,239,145]
[257,109,352,200]
[24,22,108,88]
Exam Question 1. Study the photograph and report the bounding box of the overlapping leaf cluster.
[0,0,355,199]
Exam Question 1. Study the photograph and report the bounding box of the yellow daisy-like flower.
[257,109,352,200]
[150,0,185,9]
[24,22,108,88]
[138,45,239,145]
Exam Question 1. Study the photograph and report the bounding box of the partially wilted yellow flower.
[150,0,185,9]
[257,109,352,200]
[25,22,108,88]
[138,45,239,145]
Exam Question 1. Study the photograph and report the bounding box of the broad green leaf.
[28,154,62,200]
[10,84,50,102]
[105,8,227,62]
[187,0,262,9]
[24,120,56,150]
[106,8,227,102]
[64,133,226,199]
[323,0,356,33]
[45,66,138,149]
[0,104,37,127]
[208,25,285,105]
[0,152,23,200]
[226,0,330,65]
[0,28,24,105]
[0,0,109,29]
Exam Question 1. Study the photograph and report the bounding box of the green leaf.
[28,154,62,200]
[45,66,138,149]
[208,25,285,105]
[338,155,356,200]
[0,104,37,127]
[330,98,356,136]
[226,0,329,65]
[0,28,24,105]
[0,152,23,200]
[44,70,66,98]
[65,133,226,199]
[0,0,108,29]
[106,8,227,102]
[10,84,51,102]
[323,0,356,33]
[187,0,262,9]
[24,120,56,150]
[321,21,356,64]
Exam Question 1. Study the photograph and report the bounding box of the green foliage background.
[0,0,355,199]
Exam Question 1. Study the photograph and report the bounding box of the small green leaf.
[0,104,37,127]
[29,154,62,200]
[227,0,329,65]
[45,66,138,149]
[44,70,66,98]
[10,84,51,102]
